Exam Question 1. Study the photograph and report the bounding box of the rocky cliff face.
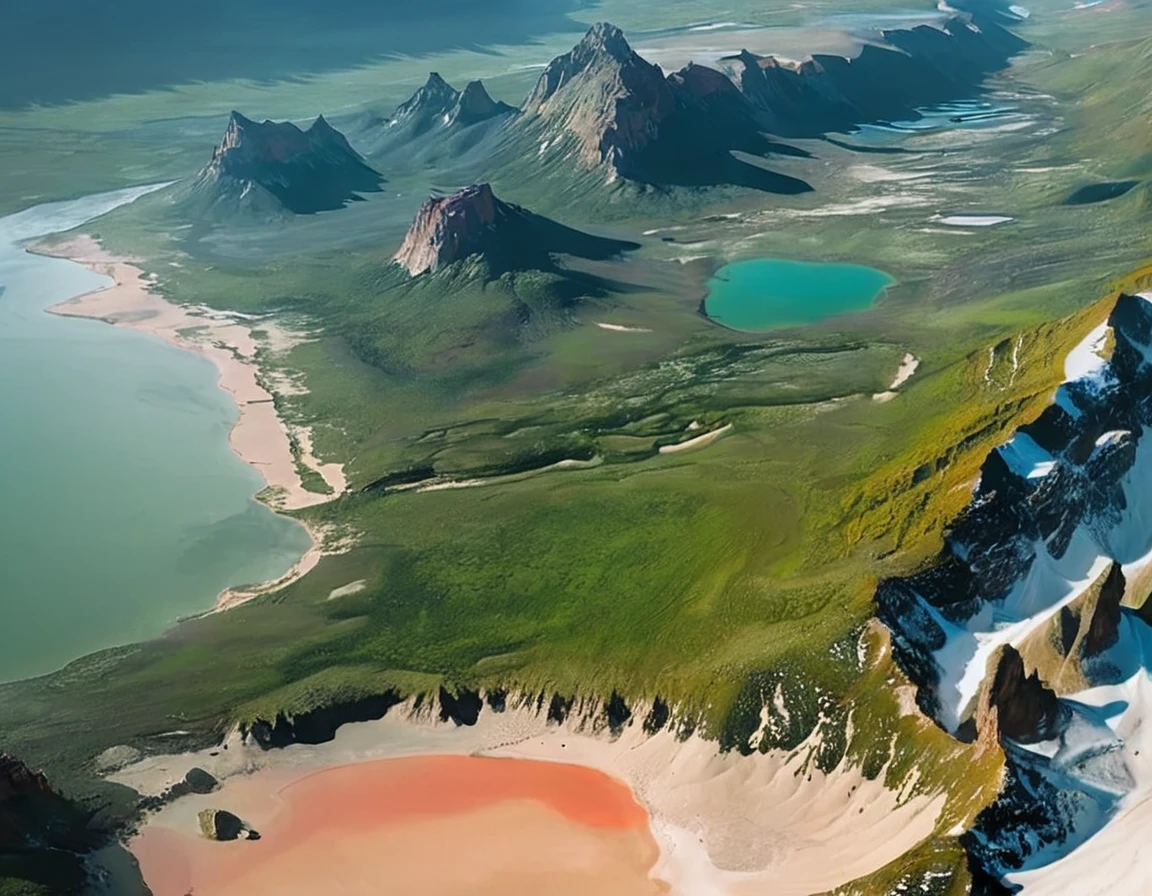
[525,22,677,174]
[242,691,404,749]
[392,182,638,277]
[193,111,383,215]
[725,10,1027,136]
[877,292,1152,884]
[394,183,501,276]
[1,754,104,892]
[521,23,811,193]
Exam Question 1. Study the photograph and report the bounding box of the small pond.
[704,258,894,331]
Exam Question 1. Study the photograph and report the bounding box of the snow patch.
[931,214,1015,227]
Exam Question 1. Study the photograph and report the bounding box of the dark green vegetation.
[2,0,1152,892]
[1065,180,1141,206]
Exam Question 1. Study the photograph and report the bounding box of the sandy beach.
[32,235,348,608]
[36,235,345,512]
[114,694,945,896]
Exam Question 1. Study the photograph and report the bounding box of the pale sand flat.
[115,696,944,896]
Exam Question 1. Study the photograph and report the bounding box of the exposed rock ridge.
[525,22,677,173]
[392,182,639,277]
[876,293,1152,882]
[195,110,383,215]
[984,646,1066,744]
[520,23,811,193]
[727,10,1027,137]
[519,13,1023,190]
[391,72,516,130]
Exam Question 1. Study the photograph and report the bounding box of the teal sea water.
[704,258,894,331]
[0,187,311,682]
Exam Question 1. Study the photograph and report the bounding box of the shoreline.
[31,234,347,610]
[111,695,945,896]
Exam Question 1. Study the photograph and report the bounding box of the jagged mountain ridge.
[189,111,383,215]
[876,293,1152,886]
[724,8,1026,137]
[348,73,517,166]
[390,72,516,134]
[519,22,812,194]
[512,10,1024,191]
[393,182,638,277]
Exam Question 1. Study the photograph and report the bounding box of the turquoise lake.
[0,187,311,682]
[704,258,894,331]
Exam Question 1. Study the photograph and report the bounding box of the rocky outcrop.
[1,755,103,893]
[877,293,1152,883]
[192,111,383,215]
[521,23,811,193]
[198,808,259,842]
[525,22,677,173]
[604,692,631,734]
[984,646,1066,743]
[243,691,404,749]
[392,182,638,277]
[724,10,1026,136]
[439,686,483,726]
[181,767,219,795]
[547,693,575,724]
[485,688,508,712]
[92,745,142,775]
[451,80,517,127]
[390,72,516,133]
[643,696,670,734]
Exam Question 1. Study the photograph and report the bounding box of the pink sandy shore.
[132,754,668,896]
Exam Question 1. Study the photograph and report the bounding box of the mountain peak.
[451,80,516,126]
[391,73,515,131]
[526,22,656,112]
[524,23,674,173]
[199,110,382,215]
[579,22,633,60]
[393,72,461,122]
[393,182,638,277]
[393,184,504,276]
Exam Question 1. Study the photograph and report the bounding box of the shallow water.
[704,257,893,331]
[132,754,665,896]
[0,187,310,682]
